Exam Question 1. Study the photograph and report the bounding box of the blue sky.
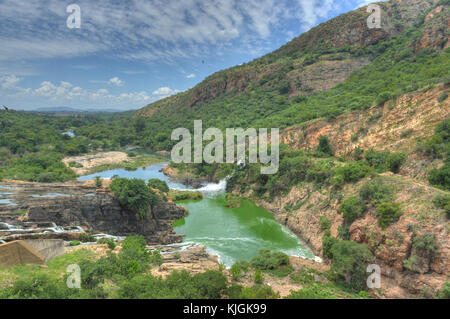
[0,0,375,111]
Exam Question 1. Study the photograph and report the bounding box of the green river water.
[80,162,315,267]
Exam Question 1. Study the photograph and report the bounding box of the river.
[79,162,315,267]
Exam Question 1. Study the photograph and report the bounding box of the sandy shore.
[62,151,130,175]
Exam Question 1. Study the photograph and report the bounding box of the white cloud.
[0,0,371,64]
[0,75,23,89]
[96,89,109,95]
[0,0,291,63]
[186,74,196,79]
[0,76,152,109]
[296,0,336,32]
[152,87,181,96]
[108,77,124,86]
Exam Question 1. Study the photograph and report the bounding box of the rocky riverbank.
[162,165,217,188]
[0,181,187,245]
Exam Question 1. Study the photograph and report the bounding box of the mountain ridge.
[133,0,448,151]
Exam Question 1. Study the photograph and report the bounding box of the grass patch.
[8,210,27,215]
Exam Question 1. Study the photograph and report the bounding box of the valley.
[0,0,449,300]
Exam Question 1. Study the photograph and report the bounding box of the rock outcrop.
[0,181,187,245]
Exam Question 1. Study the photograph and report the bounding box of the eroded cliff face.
[0,182,187,245]
[234,174,449,298]
[228,85,449,298]
[281,85,450,182]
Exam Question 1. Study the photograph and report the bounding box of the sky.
[0,0,376,111]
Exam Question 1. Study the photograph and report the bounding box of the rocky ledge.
[0,181,187,245]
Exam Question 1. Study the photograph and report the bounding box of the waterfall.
[0,222,23,231]
[169,177,229,198]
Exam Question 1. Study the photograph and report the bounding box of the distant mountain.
[33,107,131,113]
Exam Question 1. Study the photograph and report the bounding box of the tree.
[147,179,169,193]
[322,233,339,260]
[110,178,158,219]
[377,202,403,229]
[134,118,146,132]
[331,240,373,291]
[338,197,366,224]
[316,136,334,157]
[386,152,406,173]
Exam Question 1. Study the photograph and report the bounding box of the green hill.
[134,0,449,151]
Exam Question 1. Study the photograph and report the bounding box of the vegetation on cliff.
[109,178,159,219]
[134,2,449,151]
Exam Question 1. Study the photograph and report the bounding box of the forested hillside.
[135,0,449,151]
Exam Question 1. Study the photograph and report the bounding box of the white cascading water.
[169,176,229,198]
[0,222,23,231]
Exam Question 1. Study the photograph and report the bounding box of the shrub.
[359,178,394,206]
[322,234,339,260]
[118,270,227,299]
[377,202,403,229]
[365,149,390,171]
[285,283,338,299]
[230,263,242,280]
[120,236,161,268]
[400,129,414,138]
[95,176,102,188]
[437,93,448,103]
[403,233,437,272]
[330,240,373,291]
[316,136,334,157]
[147,179,169,193]
[97,238,116,250]
[413,233,437,255]
[70,240,81,246]
[0,274,81,299]
[319,216,332,231]
[376,92,393,106]
[68,161,83,168]
[433,194,450,219]
[253,269,263,284]
[436,282,450,299]
[353,147,364,160]
[421,119,449,159]
[429,164,450,191]
[386,152,406,173]
[110,178,158,219]
[79,233,95,243]
[338,197,366,224]
[338,224,350,240]
[334,161,371,183]
[192,270,228,299]
[250,249,290,271]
